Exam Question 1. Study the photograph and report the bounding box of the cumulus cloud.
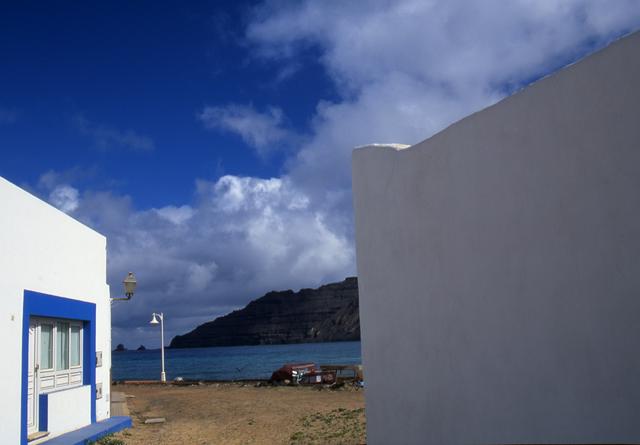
[185,262,218,293]
[37,171,354,346]
[154,205,195,225]
[199,104,291,156]
[37,169,95,214]
[40,1,640,347]
[247,0,640,199]
[49,185,80,213]
[73,113,155,152]
[38,167,98,190]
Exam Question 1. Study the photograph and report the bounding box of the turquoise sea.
[112,341,362,381]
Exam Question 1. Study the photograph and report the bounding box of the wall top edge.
[354,143,412,152]
[352,29,640,160]
[0,176,107,243]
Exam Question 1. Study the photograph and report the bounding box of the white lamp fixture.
[123,272,137,298]
[149,312,166,383]
[111,272,137,301]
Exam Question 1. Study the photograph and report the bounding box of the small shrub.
[87,434,126,445]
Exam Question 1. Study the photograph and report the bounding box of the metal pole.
[160,313,166,383]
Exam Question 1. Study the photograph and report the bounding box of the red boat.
[270,363,336,384]
[270,363,317,383]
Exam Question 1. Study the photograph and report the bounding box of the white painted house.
[0,177,130,444]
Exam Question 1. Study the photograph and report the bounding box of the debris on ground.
[144,418,166,424]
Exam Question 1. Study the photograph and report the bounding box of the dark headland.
[170,277,360,348]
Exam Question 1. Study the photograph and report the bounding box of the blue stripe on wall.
[38,394,48,432]
[21,291,97,445]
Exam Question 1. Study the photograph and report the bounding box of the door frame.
[27,320,39,435]
[20,290,96,445]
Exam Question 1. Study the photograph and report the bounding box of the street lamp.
[150,312,166,383]
[111,272,137,301]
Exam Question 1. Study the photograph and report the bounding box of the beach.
[111,382,366,445]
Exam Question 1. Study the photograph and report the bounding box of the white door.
[27,320,39,434]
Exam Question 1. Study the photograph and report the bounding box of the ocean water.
[112,341,362,381]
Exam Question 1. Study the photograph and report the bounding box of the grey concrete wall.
[352,32,640,445]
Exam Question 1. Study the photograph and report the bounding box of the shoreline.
[113,378,271,385]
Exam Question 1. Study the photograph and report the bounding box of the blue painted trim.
[38,394,48,432]
[21,290,96,445]
[41,416,131,445]
[84,319,97,423]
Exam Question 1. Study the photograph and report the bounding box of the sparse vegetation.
[87,434,126,445]
[289,407,366,445]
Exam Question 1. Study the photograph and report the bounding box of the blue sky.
[0,1,333,206]
[2,1,639,347]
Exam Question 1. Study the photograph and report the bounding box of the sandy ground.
[110,382,366,445]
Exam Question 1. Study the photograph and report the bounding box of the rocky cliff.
[170,277,360,348]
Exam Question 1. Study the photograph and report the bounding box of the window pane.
[40,324,53,369]
[70,325,81,367]
[56,322,69,370]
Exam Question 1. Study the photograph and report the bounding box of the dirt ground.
[110,382,366,445]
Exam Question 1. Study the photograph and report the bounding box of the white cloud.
[185,262,218,293]
[48,174,354,347]
[38,167,97,191]
[198,104,291,156]
[73,113,155,152]
[41,1,640,347]
[247,0,640,200]
[208,175,309,213]
[155,205,194,225]
[48,185,80,213]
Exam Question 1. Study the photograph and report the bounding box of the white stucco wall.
[46,386,92,434]
[353,32,640,444]
[0,177,111,443]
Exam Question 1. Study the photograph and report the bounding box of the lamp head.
[150,313,159,325]
[123,272,137,298]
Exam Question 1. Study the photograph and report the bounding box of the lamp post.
[150,312,166,382]
[111,272,137,301]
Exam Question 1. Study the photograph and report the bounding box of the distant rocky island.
[170,277,360,348]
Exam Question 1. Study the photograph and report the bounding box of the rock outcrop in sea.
[170,277,360,348]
